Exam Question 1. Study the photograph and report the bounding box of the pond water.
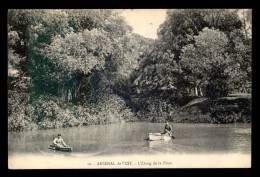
[8,122,251,155]
[8,122,251,168]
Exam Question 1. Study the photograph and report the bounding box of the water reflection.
[8,122,251,157]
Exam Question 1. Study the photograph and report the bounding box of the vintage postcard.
[8,9,252,169]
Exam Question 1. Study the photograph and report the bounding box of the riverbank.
[168,96,251,124]
[135,95,251,124]
[8,94,251,132]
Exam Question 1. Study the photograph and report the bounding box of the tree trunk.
[194,86,198,96]
[198,86,203,96]
[60,84,66,102]
[188,87,192,96]
[242,10,248,40]
[65,86,68,102]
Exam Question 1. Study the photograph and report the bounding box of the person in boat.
[162,122,172,136]
[53,134,68,147]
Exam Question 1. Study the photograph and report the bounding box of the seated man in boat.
[162,122,172,136]
[53,134,68,148]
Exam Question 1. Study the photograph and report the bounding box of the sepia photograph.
[7,9,252,169]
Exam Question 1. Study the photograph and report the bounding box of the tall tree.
[180,27,231,99]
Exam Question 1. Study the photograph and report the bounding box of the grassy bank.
[168,96,251,123]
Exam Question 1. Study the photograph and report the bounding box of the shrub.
[90,93,133,124]
[8,90,29,131]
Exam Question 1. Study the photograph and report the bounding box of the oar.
[162,132,176,139]
[169,132,176,139]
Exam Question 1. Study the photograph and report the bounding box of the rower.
[162,122,172,136]
[53,134,68,147]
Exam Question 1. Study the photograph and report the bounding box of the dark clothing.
[165,124,172,132]
[163,123,172,135]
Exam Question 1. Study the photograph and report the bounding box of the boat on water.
[148,133,172,141]
[48,145,73,152]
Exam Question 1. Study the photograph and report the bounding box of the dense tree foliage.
[8,9,142,131]
[8,9,252,131]
[181,27,230,99]
[131,9,251,121]
[157,9,242,60]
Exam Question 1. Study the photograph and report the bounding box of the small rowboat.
[149,133,172,141]
[48,145,73,152]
